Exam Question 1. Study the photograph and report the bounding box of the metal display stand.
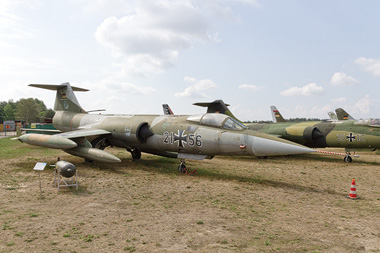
[54,167,78,192]
[33,162,47,197]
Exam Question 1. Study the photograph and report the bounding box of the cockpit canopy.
[187,113,247,130]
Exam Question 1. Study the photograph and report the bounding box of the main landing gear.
[128,148,141,160]
[344,152,353,163]
[177,159,197,175]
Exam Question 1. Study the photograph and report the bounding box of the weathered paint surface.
[247,120,380,150]
[22,83,315,162]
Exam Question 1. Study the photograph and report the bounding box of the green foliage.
[3,103,16,121]
[16,98,39,124]
[0,97,53,123]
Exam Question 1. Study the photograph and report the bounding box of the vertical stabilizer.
[328,112,338,121]
[335,108,354,120]
[162,104,174,115]
[29,83,88,113]
[270,106,285,123]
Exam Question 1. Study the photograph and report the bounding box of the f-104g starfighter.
[16,83,314,171]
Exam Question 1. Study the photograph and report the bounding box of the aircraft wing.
[56,128,111,139]
[21,128,62,133]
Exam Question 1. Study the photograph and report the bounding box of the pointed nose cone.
[251,136,315,156]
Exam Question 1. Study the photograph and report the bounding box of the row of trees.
[0,98,55,124]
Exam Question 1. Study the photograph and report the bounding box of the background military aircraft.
[15,83,314,171]
[162,104,174,115]
[328,112,339,121]
[335,108,355,121]
[195,100,380,162]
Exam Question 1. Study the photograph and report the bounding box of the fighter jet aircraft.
[195,100,380,162]
[15,83,314,171]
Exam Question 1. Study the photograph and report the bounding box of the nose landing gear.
[177,159,197,175]
[344,152,353,163]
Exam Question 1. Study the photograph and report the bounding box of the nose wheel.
[178,160,186,173]
[177,159,197,175]
[344,151,352,163]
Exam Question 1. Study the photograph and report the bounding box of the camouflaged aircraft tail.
[328,111,338,121]
[29,83,88,113]
[193,100,242,123]
[335,108,354,121]
[162,104,174,115]
[270,106,286,123]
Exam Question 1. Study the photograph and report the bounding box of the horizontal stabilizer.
[193,101,230,108]
[30,82,87,113]
[29,83,89,92]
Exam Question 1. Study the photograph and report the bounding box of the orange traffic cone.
[346,179,360,200]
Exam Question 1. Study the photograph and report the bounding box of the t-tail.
[270,106,285,123]
[193,100,242,123]
[29,82,88,113]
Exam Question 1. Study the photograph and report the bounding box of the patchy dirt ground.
[1,138,380,252]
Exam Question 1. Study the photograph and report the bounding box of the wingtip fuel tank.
[18,134,78,149]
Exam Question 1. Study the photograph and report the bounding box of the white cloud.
[92,79,156,96]
[95,0,216,76]
[280,83,324,97]
[79,0,134,17]
[331,97,347,104]
[354,94,372,114]
[94,0,260,77]
[0,0,39,41]
[355,57,380,76]
[330,72,359,86]
[175,76,217,98]
[238,84,262,92]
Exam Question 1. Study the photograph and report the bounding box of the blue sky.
[1,0,379,121]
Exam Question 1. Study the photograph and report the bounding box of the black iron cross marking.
[346,133,356,142]
[174,130,187,148]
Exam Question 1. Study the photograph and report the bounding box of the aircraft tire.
[131,149,141,160]
[344,156,353,163]
[178,164,186,173]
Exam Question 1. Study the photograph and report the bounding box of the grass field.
[1,137,380,252]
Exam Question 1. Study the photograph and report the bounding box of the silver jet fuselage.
[53,110,313,159]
